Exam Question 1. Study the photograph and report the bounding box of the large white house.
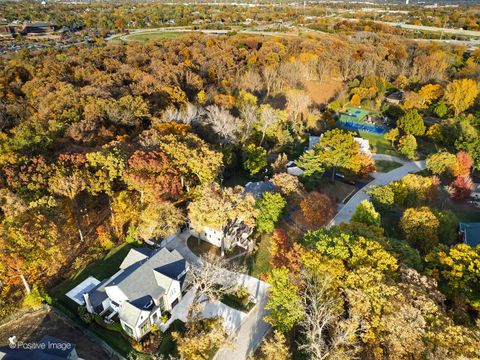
[83,247,188,340]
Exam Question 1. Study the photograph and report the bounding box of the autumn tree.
[448,175,474,200]
[258,331,291,360]
[397,110,425,136]
[398,134,417,160]
[137,202,185,242]
[300,192,337,228]
[255,192,286,234]
[242,144,267,175]
[384,127,399,148]
[444,79,479,116]
[426,152,457,177]
[271,173,304,199]
[123,150,182,203]
[400,207,440,254]
[454,151,473,177]
[265,267,304,332]
[351,200,381,227]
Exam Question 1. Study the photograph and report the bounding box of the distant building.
[244,181,274,199]
[385,90,404,105]
[459,223,480,248]
[0,22,14,39]
[19,21,56,36]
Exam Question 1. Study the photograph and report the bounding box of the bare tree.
[162,103,204,124]
[205,105,240,145]
[258,104,279,145]
[285,89,311,128]
[239,70,262,93]
[187,253,244,306]
[298,272,358,360]
[262,66,281,97]
[239,102,257,142]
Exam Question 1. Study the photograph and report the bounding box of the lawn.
[245,234,272,278]
[220,292,255,312]
[359,131,399,156]
[124,31,187,42]
[375,160,403,173]
[319,179,357,204]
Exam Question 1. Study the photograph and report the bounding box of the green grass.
[220,293,254,312]
[125,31,186,42]
[245,234,272,278]
[359,131,399,156]
[375,160,403,173]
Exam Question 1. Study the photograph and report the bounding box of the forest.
[0,26,479,359]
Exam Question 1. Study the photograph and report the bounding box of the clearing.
[305,79,344,105]
[123,31,187,42]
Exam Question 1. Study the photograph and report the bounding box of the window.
[123,323,134,336]
[140,321,150,335]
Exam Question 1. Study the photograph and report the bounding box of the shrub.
[78,305,94,324]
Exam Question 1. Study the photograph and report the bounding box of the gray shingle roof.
[106,247,185,305]
[244,181,274,199]
[119,248,153,269]
[119,301,151,327]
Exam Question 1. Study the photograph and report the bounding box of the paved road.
[327,154,426,228]
[166,231,271,359]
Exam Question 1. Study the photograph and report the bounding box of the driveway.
[328,154,426,228]
[166,232,271,359]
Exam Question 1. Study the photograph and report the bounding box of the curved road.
[327,154,426,228]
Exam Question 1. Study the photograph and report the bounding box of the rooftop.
[460,223,480,248]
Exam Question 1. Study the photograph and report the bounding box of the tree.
[298,272,358,360]
[255,192,286,234]
[398,134,417,160]
[205,105,240,145]
[454,151,473,177]
[351,200,381,227]
[123,150,182,203]
[308,129,365,183]
[188,183,258,243]
[400,207,439,254]
[242,144,267,175]
[368,185,395,211]
[271,153,288,174]
[271,173,304,199]
[258,331,291,360]
[397,110,425,136]
[433,209,459,246]
[173,317,229,360]
[426,152,457,176]
[350,94,361,106]
[384,127,399,148]
[426,244,480,309]
[300,192,337,228]
[137,202,185,242]
[448,175,474,200]
[265,267,304,332]
[297,150,325,189]
[258,104,280,145]
[432,101,448,118]
[444,79,479,116]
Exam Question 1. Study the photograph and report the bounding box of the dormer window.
[144,299,153,309]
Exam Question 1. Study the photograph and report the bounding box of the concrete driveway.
[166,232,271,359]
[328,154,426,228]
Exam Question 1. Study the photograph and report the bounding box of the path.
[328,154,426,228]
[166,231,271,359]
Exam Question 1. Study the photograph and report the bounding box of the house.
[244,181,274,199]
[459,223,480,248]
[385,90,404,105]
[286,161,305,177]
[189,219,254,254]
[1,335,78,360]
[0,22,13,39]
[19,21,56,36]
[83,247,188,340]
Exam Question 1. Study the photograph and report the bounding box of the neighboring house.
[1,335,79,360]
[244,181,274,199]
[286,160,305,177]
[189,219,254,255]
[459,223,480,248]
[385,90,404,105]
[83,247,188,340]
